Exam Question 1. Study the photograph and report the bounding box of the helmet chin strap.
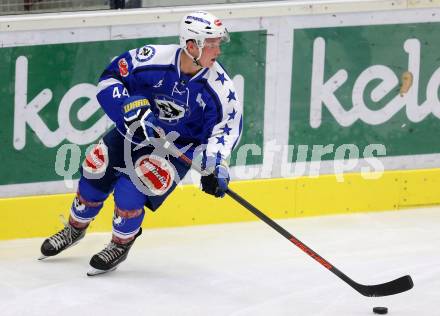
[183,46,203,68]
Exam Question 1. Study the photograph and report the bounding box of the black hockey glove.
[201,159,230,198]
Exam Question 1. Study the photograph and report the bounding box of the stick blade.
[356,275,414,297]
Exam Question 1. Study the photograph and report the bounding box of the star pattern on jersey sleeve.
[227,89,236,103]
[215,72,228,85]
[216,135,225,145]
[227,108,237,121]
[221,124,232,135]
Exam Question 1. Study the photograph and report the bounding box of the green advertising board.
[0,31,266,186]
[290,22,440,161]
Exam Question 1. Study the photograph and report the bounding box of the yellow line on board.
[1,168,439,240]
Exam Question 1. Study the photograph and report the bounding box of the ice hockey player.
[39,10,242,276]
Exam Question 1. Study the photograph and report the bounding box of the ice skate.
[87,228,142,276]
[39,222,86,260]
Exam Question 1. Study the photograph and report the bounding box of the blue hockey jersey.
[96,44,243,161]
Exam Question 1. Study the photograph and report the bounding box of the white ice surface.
[1,207,439,316]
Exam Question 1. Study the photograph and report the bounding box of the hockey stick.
[159,138,413,297]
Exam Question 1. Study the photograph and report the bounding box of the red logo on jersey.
[214,19,222,26]
[118,58,129,77]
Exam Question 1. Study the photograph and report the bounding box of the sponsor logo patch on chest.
[153,95,190,124]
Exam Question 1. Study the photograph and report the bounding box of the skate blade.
[38,255,49,261]
[87,266,117,277]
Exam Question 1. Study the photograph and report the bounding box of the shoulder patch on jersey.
[136,45,156,62]
[118,58,129,77]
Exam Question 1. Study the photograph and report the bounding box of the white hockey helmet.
[179,11,230,49]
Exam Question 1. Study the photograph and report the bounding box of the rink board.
[0,168,439,240]
[2,3,440,240]
[2,3,440,198]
